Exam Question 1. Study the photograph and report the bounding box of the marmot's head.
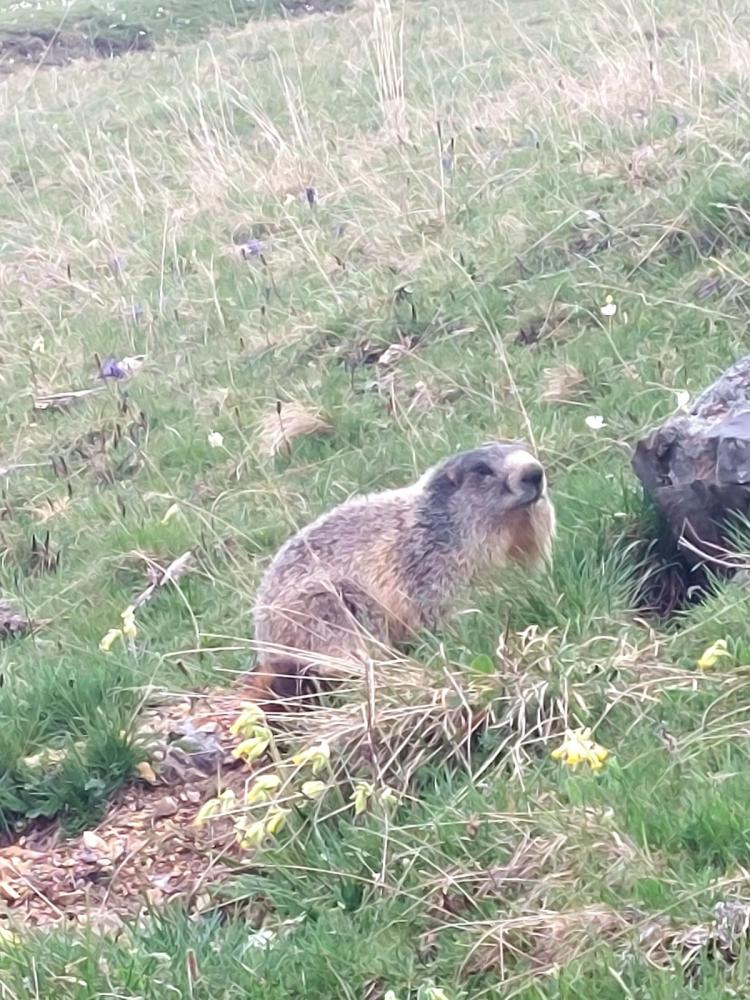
[420,441,554,566]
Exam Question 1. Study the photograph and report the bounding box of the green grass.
[2,0,750,994]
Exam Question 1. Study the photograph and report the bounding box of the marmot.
[249,441,555,702]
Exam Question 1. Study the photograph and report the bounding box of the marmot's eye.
[471,462,495,477]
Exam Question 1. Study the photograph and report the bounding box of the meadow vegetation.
[3,0,750,995]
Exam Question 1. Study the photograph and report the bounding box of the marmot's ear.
[433,458,465,493]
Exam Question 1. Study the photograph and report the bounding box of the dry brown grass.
[258,399,333,457]
[461,904,634,978]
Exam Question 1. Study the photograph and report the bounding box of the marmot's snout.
[504,452,547,509]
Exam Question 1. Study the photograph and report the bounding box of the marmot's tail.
[240,660,326,713]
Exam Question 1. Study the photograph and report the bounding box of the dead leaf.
[258,401,332,457]
[160,552,195,586]
[0,880,22,902]
[131,551,195,610]
[33,387,103,411]
[377,343,410,367]
[33,495,71,522]
[186,948,200,982]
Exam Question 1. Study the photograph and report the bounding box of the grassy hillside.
[2,0,750,995]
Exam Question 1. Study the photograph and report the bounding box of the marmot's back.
[253,488,422,673]
[256,488,416,604]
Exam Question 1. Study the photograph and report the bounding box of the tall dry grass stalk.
[367,0,407,139]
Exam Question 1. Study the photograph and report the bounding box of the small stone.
[81,831,108,853]
[152,797,179,820]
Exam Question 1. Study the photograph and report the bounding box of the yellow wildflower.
[351,781,374,816]
[301,780,327,800]
[551,727,610,771]
[245,774,282,804]
[379,786,399,808]
[161,502,180,525]
[194,797,221,827]
[136,761,157,784]
[238,819,266,849]
[264,807,289,837]
[232,731,271,763]
[291,741,331,775]
[218,789,237,813]
[229,703,267,739]
[99,628,123,652]
[0,926,20,947]
[121,605,137,642]
[697,639,731,670]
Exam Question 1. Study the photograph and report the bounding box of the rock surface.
[632,354,750,570]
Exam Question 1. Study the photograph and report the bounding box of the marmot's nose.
[519,465,544,496]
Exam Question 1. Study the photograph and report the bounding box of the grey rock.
[159,720,227,782]
[632,354,750,569]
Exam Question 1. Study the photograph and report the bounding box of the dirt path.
[0,684,261,931]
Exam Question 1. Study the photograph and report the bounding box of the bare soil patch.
[0,26,153,74]
[0,2,352,76]
[0,682,262,932]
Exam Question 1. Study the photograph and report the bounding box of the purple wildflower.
[240,238,265,258]
[108,254,126,276]
[99,357,126,380]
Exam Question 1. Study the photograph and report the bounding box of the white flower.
[675,390,690,409]
[208,431,224,449]
[585,415,606,431]
[246,928,275,949]
[119,355,145,377]
[600,295,617,317]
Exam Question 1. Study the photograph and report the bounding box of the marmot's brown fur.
[248,442,555,704]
